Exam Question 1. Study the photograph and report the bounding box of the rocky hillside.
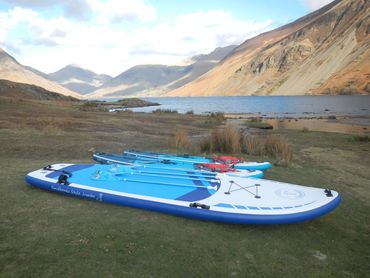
[167,0,369,96]
[0,79,79,101]
[49,65,112,95]
[86,45,236,99]
[0,48,80,98]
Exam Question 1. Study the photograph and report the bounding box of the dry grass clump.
[265,135,292,166]
[210,126,241,154]
[171,130,193,152]
[200,126,242,154]
[200,137,212,153]
[242,135,265,156]
[198,127,293,166]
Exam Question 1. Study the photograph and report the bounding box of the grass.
[1,97,370,277]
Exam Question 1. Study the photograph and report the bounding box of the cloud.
[2,0,92,21]
[2,0,156,22]
[302,0,335,11]
[130,10,273,57]
[0,6,273,76]
[64,0,93,21]
[1,0,53,8]
[89,0,157,24]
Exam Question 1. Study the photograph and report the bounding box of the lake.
[131,96,370,118]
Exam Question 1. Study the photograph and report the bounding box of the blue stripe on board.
[247,206,259,210]
[260,207,272,210]
[175,171,214,201]
[175,188,214,201]
[215,203,234,208]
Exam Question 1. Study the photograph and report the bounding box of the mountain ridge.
[86,45,236,99]
[49,64,112,95]
[167,0,369,97]
[0,48,81,98]
[0,79,79,101]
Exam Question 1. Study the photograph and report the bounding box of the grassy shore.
[1,97,369,277]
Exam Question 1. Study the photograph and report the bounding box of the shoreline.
[225,114,370,134]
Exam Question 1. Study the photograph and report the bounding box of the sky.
[0,0,334,77]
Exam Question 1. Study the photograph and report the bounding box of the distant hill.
[49,64,112,95]
[167,0,369,96]
[191,45,238,62]
[0,48,80,98]
[0,79,79,101]
[86,45,236,99]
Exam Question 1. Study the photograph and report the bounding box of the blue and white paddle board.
[124,150,272,171]
[25,163,341,225]
[93,152,264,179]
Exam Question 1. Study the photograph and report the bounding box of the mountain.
[86,45,236,99]
[49,64,112,95]
[0,48,80,98]
[167,0,369,97]
[0,79,78,101]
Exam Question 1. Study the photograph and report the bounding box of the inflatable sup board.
[25,164,340,225]
[93,152,264,179]
[124,150,272,171]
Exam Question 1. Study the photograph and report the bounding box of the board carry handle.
[189,202,210,209]
[57,174,70,185]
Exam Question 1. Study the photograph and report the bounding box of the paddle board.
[25,163,341,225]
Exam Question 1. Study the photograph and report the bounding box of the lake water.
[131,96,370,118]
